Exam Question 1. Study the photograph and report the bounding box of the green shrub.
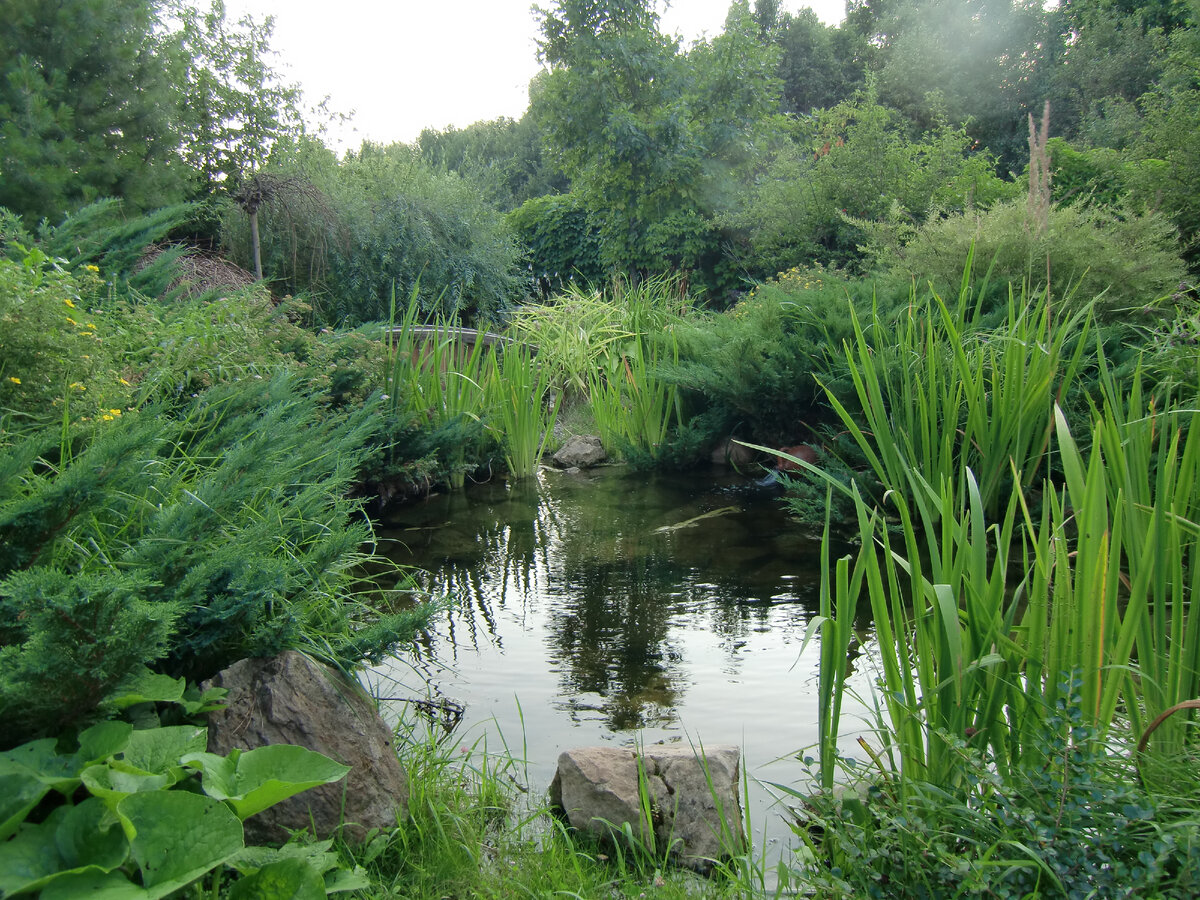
[0,376,427,744]
[663,264,881,447]
[727,87,1013,276]
[0,245,131,437]
[786,694,1200,899]
[27,199,204,300]
[320,148,524,325]
[867,197,1188,320]
[507,192,605,292]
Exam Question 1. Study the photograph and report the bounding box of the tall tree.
[417,115,569,212]
[871,0,1052,169]
[767,7,865,114]
[533,0,689,275]
[0,0,302,226]
[1049,0,1171,142]
[164,0,303,195]
[532,0,779,288]
[0,0,186,222]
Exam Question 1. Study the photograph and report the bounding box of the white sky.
[220,0,845,153]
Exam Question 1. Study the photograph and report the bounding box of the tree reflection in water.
[375,466,861,736]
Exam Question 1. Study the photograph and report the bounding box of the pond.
[366,463,879,856]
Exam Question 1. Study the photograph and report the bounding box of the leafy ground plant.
[0,705,362,898]
[777,687,1200,899]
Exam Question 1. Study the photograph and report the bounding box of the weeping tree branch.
[232,172,341,284]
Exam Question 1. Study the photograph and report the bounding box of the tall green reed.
[587,330,682,460]
[382,284,496,488]
[792,285,1200,795]
[486,342,559,479]
[1086,360,1200,755]
[827,267,1091,522]
[772,263,1192,791]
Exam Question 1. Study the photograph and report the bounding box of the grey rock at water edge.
[549,745,745,873]
[552,434,607,469]
[204,650,408,844]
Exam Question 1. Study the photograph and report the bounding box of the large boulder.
[553,434,607,469]
[204,651,407,844]
[549,745,745,872]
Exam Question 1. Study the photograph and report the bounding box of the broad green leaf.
[0,813,65,895]
[0,738,81,794]
[82,762,172,809]
[40,870,150,900]
[230,839,337,876]
[0,799,130,895]
[325,865,371,893]
[106,668,186,710]
[181,683,228,716]
[77,721,134,765]
[227,857,326,900]
[55,797,129,872]
[186,745,350,820]
[118,790,244,894]
[121,725,206,776]
[0,773,48,842]
[181,751,237,800]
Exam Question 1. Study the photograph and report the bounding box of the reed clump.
[773,255,1200,896]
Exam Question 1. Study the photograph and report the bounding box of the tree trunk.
[249,208,263,281]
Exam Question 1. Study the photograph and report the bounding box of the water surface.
[367,464,878,850]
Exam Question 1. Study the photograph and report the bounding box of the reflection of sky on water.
[366,465,881,855]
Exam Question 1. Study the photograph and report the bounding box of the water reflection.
[374,466,863,735]
[369,465,887,866]
[547,557,684,729]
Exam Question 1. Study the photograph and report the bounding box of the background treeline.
[4,0,1198,325]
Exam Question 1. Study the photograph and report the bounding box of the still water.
[367,464,878,852]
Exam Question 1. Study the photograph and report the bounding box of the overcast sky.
[221,0,845,152]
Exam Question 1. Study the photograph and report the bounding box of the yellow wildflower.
[66,316,77,326]
[79,331,94,337]
[85,265,100,273]
[8,377,20,385]
[69,382,85,391]
[85,322,96,329]
[118,377,131,386]
[101,414,114,422]
[109,409,122,417]
[64,298,76,309]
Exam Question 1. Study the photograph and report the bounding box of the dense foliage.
[6,1,1200,896]
[0,0,301,225]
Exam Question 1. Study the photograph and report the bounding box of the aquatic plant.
[381,284,497,489]
[824,250,1094,520]
[505,282,638,400]
[587,329,682,461]
[486,341,559,479]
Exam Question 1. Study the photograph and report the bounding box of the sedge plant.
[382,283,497,489]
[485,341,559,479]
[824,258,1092,522]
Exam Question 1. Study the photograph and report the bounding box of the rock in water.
[549,745,745,872]
[204,651,408,844]
[552,434,607,469]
